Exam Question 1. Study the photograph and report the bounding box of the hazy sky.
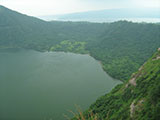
[1,0,160,16]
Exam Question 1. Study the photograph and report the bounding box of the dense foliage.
[72,49,160,120]
[0,5,160,81]
[87,22,160,80]
[50,40,88,54]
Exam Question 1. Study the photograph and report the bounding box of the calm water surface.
[0,49,121,120]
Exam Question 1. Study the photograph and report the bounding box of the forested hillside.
[88,22,160,80]
[72,48,160,120]
[0,5,160,81]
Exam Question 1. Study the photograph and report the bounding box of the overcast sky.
[1,0,160,16]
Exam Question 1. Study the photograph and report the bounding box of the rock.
[129,78,136,86]
[130,101,136,118]
[157,56,160,60]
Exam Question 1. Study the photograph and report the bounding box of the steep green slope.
[0,5,62,50]
[74,48,160,120]
[0,5,108,51]
[0,6,160,81]
[88,21,160,80]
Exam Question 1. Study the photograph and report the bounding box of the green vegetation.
[50,40,88,54]
[72,49,160,120]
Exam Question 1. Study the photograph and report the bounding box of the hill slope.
[0,6,160,81]
[0,5,61,50]
[0,5,107,50]
[73,48,160,120]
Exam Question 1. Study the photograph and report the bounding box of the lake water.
[0,49,121,120]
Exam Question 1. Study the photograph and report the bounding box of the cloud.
[1,0,85,15]
[1,0,160,16]
[131,0,160,8]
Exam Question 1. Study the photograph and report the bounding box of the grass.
[63,105,99,120]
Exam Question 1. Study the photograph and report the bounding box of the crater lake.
[0,49,121,120]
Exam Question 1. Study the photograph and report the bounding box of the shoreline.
[0,46,123,82]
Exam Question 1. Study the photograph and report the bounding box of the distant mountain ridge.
[39,8,160,22]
